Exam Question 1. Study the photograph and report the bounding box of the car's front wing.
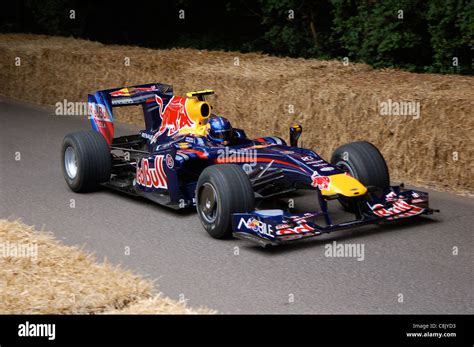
[231,187,437,247]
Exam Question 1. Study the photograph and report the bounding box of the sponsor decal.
[385,191,407,201]
[151,96,196,142]
[289,213,316,222]
[311,172,331,191]
[320,167,335,172]
[254,137,283,145]
[410,192,426,203]
[410,192,426,204]
[299,157,332,168]
[141,132,154,140]
[88,102,111,123]
[303,158,327,165]
[276,223,293,230]
[165,154,174,169]
[411,198,425,204]
[177,142,192,149]
[276,222,314,235]
[247,144,273,149]
[370,200,424,219]
[179,148,209,159]
[110,88,130,97]
[154,95,164,115]
[109,86,157,97]
[385,191,398,201]
[237,218,274,238]
[136,155,167,189]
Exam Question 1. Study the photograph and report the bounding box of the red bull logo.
[276,222,315,236]
[88,101,114,144]
[88,102,111,122]
[155,95,164,115]
[311,172,331,191]
[385,191,398,201]
[136,156,167,189]
[247,218,260,231]
[370,200,424,219]
[151,96,196,142]
[110,86,157,97]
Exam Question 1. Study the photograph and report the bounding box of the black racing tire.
[61,130,112,192]
[196,164,255,239]
[331,141,390,210]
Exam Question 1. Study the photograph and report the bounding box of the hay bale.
[0,219,212,314]
[0,33,472,193]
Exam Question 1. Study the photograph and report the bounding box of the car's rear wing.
[88,83,173,144]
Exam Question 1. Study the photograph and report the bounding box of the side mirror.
[289,124,302,147]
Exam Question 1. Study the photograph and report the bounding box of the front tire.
[196,164,255,239]
[331,141,390,210]
[61,130,111,192]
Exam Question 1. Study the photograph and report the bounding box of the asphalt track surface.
[1,97,473,314]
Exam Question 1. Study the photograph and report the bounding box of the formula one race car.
[61,83,437,247]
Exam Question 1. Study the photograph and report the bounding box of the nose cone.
[319,173,367,197]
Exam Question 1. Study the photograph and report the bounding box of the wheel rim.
[198,183,218,223]
[64,146,78,179]
[336,160,356,178]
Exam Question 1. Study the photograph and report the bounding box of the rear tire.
[331,141,390,211]
[196,164,255,239]
[61,130,111,192]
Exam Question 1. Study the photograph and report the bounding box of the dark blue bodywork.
[88,83,435,246]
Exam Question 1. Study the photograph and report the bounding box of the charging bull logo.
[311,172,331,191]
[110,86,157,97]
[151,96,196,141]
[136,156,167,189]
[247,219,260,231]
[155,95,164,115]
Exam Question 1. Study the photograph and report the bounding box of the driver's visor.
[211,129,233,141]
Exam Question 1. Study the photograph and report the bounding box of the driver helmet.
[208,115,234,145]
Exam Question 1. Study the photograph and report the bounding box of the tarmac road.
[1,97,473,314]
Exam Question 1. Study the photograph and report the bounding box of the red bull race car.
[61,83,437,247]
